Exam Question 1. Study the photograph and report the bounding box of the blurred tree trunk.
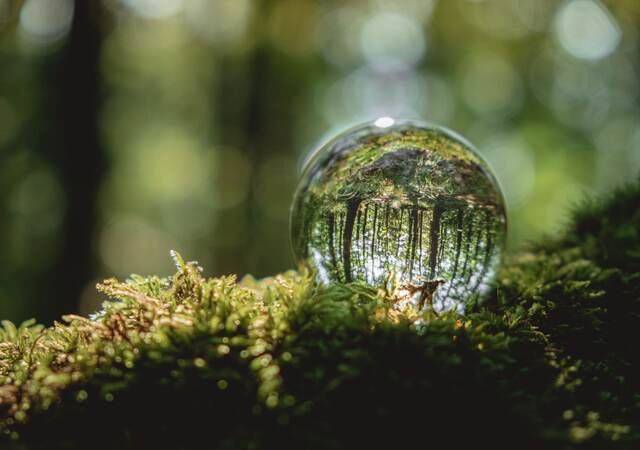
[214,0,273,277]
[39,1,105,322]
[243,41,269,272]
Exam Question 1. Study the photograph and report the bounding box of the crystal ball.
[290,119,507,313]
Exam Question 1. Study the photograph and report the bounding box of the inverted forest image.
[292,121,506,312]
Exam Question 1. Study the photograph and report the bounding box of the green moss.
[1,180,639,449]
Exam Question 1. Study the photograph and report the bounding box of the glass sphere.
[290,119,507,313]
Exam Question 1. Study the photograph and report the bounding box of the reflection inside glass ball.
[291,119,507,313]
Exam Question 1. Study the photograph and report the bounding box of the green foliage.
[1,182,639,449]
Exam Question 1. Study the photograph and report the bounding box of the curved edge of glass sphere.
[290,118,507,313]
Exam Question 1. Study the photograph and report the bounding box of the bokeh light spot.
[184,0,250,47]
[360,12,426,71]
[461,51,523,117]
[19,0,74,46]
[127,127,211,202]
[314,7,365,68]
[121,0,182,20]
[554,0,621,60]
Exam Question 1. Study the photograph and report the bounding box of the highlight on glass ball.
[290,118,507,313]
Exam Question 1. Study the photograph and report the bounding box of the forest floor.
[0,180,639,449]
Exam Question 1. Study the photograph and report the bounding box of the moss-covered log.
[1,181,639,450]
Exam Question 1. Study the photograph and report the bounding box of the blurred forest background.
[0,0,638,323]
